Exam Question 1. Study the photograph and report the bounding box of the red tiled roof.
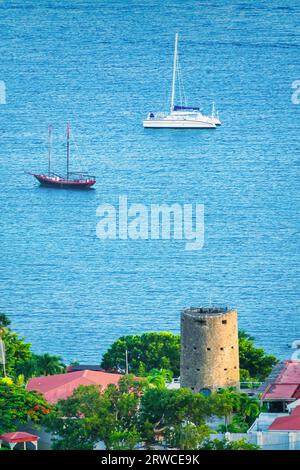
[269,406,300,431]
[276,361,300,384]
[263,384,299,401]
[262,361,300,401]
[0,432,38,443]
[27,370,123,404]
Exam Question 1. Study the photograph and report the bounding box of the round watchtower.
[180,307,240,393]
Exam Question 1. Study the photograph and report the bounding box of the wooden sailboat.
[31,124,96,189]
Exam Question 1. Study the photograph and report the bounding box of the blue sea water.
[0,0,299,363]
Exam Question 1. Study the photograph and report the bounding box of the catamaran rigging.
[143,33,221,129]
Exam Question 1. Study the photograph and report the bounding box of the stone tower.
[180,307,240,393]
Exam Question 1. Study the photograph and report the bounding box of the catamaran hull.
[143,120,216,128]
[33,174,96,189]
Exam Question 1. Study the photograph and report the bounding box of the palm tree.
[211,388,241,431]
[146,369,173,389]
[0,313,11,336]
[35,353,65,376]
[15,358,39,380]
[239,394,260,423]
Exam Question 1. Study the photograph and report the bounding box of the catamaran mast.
[170,32,178,114]
[48,125,52,176]
[67,122,70,180]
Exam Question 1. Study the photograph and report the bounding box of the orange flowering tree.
[0,378,52,434]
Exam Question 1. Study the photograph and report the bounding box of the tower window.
[193,346,197,350]
[220,347,224,351]
[222,320,227,324]
[224,368,227,371]
[207,347,211,351]
[197,319,207,325]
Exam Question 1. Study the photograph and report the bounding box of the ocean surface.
[0,0,299,364]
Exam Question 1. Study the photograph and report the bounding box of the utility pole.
[125,349,129,375]
[0,339,6,377]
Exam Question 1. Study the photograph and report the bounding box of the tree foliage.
[44,377,262,450]
[0,379,52,434]
[101,332,180,376]
[211,387,260,431]
[44,376,145,450]
[201,437,260,450]
[238,330,278,381]
[15,353,65,379]
[0,314,65,380]
[1,329,32,377]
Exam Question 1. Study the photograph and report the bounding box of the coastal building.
[180,306,240,393]
[66,364,104,373]
[261,360,300,412]
[246,406,300,450]
[26,369,123,404]
[268,406,300,431]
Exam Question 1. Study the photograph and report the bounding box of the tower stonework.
[180,307,240,393]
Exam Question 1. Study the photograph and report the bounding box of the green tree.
[108,429,141,450]
[1,329,32,378]
[44,377,144,450]
[217,415,249,433]
[167,423,211,450]
[0,378,52,434]
[14,358,38,380]
[0,314,65,380]
[239,330,278,381]
[44,385,115,449]
[34,353,65,376]
[145,368,173,389]
[15,353,65,380]
[210,388,241,431]
[101,332,180,376]
[201,437,260,450]
[139,387,211,445]
[0,313,11,330]
[238,393,260,424]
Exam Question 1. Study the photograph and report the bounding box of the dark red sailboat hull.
[33,174,96,189]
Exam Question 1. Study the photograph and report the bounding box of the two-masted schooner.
[31,124,96,189]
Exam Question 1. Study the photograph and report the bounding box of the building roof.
[66,364,104,373]
[269,406,300,431]
[27,370,123,404]
[287,398,300,412]
[262,361,300,401]
[263,384,299,401]
[0,432,38,443]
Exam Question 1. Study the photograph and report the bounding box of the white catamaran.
[143,33,221,129]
